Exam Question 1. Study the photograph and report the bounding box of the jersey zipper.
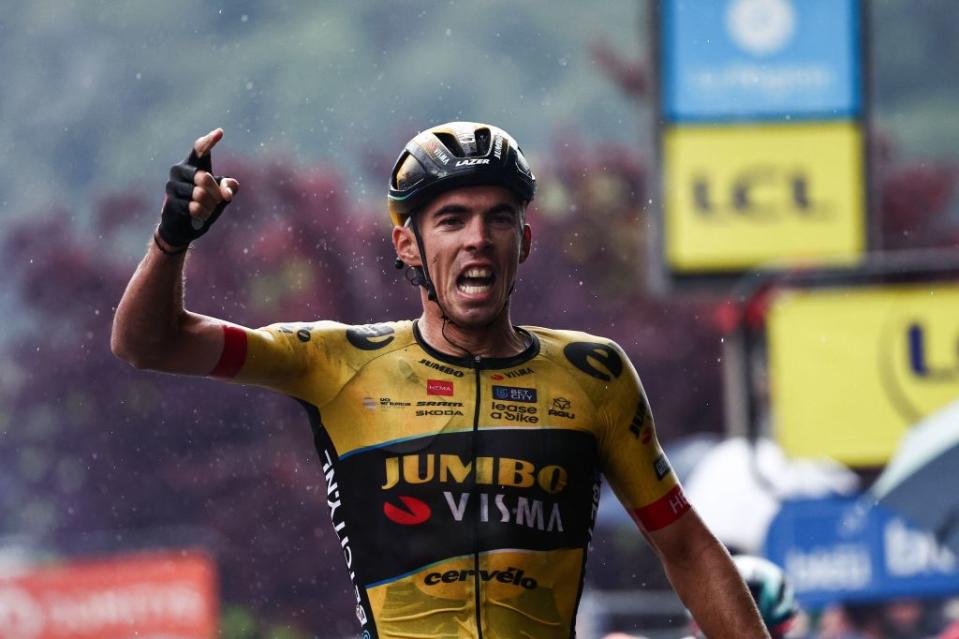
[471,356,484,639]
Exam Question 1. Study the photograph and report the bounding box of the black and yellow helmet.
[387,121,536,227]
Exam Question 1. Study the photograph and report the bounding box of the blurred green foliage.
[0,0,647,223]
[222,604,308,639]
[4,0,956,227]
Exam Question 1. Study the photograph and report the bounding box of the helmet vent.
[392,152,427,189]
[434,132,466,157]
[475,128,491,156]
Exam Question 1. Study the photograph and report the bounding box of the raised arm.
[111,129,241,375]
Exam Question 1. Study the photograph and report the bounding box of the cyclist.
[112,122,768,638]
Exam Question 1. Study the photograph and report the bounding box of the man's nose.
[463,216,492,250]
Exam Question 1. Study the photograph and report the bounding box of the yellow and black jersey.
[212,320,690,639]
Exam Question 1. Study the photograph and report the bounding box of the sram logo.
[455,158,490,167]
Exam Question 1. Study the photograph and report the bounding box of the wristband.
[153,227,189,255]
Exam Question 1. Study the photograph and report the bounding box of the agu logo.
[383,496,432,525]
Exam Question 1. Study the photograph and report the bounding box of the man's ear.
[519,224,532,263]
[392,225,422,266]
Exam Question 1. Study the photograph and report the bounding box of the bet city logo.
[380,454,568,533]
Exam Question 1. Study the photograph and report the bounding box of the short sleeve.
[597,343,691,532]
[210,320,345,404]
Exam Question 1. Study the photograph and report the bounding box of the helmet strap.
[408,218,439,303]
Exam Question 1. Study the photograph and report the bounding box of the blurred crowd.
[602,597,959,639]
[807,599,959,639]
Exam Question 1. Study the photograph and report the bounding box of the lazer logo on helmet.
[380,454,568,494]
[455,158,491,167]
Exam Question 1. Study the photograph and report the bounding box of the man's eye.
[490,214,516,226]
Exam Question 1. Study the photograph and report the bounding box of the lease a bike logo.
[564,342,623,381]
[346,323,395,350]
[492,385,537,403]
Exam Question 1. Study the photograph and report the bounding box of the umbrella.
[872,399,959,556]
[683,437,859,553]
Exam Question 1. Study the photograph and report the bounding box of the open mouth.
[456,267,496,295]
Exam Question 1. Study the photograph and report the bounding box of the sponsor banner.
[660,0,862,121]
[327,428,600,587]
[765,497,959,608]
[663,121,864,272]
[767,283,959,465]
[0,552,217,639]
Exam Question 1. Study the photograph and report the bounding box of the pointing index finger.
[193,128,224,158]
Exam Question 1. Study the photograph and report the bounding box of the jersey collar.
[412,320,540,370]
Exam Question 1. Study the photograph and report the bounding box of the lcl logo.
[690,166,828,219]
[881,317,959,423]
[907,323,958,380]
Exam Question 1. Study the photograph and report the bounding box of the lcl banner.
[663,121,864,272]
[655,0,867,283]
[0,552,218,639]
[766,284,959,466]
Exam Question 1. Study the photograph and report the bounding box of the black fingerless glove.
[157,148,230,247]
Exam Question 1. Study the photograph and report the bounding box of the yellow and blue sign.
[767,284,959,466]
[663,121,865,272]
[661,0,862,121]
[765,497,959,608]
